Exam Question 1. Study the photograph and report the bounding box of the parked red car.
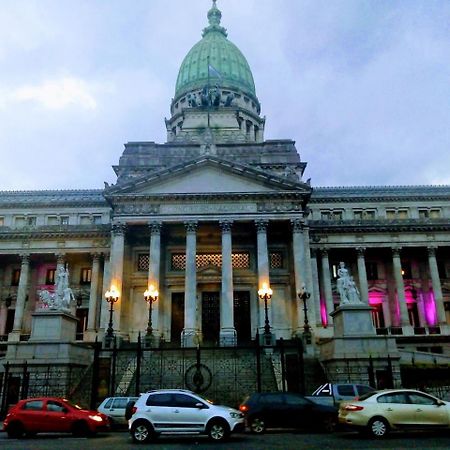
[3,397,110,438]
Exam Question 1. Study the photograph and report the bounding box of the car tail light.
[344,404,364,411]
[239,405,249,413]
[131,406,137,415]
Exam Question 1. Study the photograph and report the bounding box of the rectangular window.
[170,252,250,271]
[0,217,4,226]
[11,269,21,286]
[321,211,330,220]
[47,216,58,225]
[270,252,283,269]
[60,216,69,225]
[418,209,429,219]
[14,217,25,228]
[397,209,408,219]
[92,215,102,224]
[429,209,441,219]
[332,211,343,220]
[137,254,149,272]
[386,210,396,219]
[46,269,56,285]
[364,210,376,219]
[353,210,363,220]
[80,268,92,284]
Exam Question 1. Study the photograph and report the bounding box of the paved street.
[0,430,449,450]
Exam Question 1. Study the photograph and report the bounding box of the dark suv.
[239,392,337,433]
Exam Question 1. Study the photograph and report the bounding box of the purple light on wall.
[320,299,328,326]
[424,290,437,325]
[368,291,383,305]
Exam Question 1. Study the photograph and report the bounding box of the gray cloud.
[0,0,449,189]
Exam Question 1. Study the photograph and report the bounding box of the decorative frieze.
[162,203,256,214]
[257,202,302,213]
[114,204,160,215]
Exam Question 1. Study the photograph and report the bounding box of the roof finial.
[203,0,227,37]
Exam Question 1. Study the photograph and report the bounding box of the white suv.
[129,389,245,443]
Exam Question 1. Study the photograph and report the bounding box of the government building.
[0,1,449,405]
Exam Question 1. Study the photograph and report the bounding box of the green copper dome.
[174,1,256,100]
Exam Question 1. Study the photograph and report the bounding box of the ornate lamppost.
[104,287,119,341]
[297,284,311,343]
[258,283,273,344]
[144,285,158,337]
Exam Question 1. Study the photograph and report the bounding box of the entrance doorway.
[234,291,251,344]
[202,292,220,344]
[171,293,184,344]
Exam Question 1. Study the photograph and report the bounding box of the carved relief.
[257,202,302,213]
[114,204,160,214]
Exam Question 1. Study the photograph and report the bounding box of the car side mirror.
[437,400,445,407]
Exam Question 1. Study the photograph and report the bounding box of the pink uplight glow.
[424,290,437,325]
[368,291,383,305]
[320,299,328,326]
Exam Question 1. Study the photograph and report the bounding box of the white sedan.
[338,389,450,438]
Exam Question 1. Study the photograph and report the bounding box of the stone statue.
[224,92,234,106]
[39,266,75,312]
[337,262,361,304]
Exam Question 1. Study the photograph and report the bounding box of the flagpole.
[207,55,210,128]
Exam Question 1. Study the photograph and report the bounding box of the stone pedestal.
[318,303,401,387]
[30,310,78,342]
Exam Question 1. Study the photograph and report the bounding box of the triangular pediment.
[106,156,310,196]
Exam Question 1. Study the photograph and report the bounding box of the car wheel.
[7,421,24,439]
[249,416,266,434]
[368,417,389,438]
[72,420,91,437]
[322,415,337,433]
[207,419,230,442]
[131,420,154,443]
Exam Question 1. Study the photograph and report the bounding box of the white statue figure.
[39,266,75,312]
[337,262,361,304]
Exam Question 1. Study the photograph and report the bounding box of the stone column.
[356,247,369,304]
[0,266,6,335]
[291,219,307,334]
[320,248,334,326]
[302,225,317,330]
[109,223,126,333]
[427,247,447,326]
[99,252,110,333]
[219,220,236,346]
[148,222,162,336]
[392,247,409,327]
[256,220,271,334]
[310,249,322,327]
[9,254,30,341]
[182,221,198,346]
[85,253,101,338]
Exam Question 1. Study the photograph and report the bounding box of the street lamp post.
[104,287,119,341]
[258,283,273,343]
[297,284,311,343]
[144,285,158,337]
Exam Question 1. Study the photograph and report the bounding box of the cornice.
[309,219,450,233]
[0,224,111,240]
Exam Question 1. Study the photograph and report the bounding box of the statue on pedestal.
[39,266,75,312]
[337,262,361,304]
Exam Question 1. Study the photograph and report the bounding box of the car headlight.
[89,415,104,422]
[229,412,243,419]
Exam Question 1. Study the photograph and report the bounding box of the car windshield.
[61,399,83,410]
[358,391,378,401]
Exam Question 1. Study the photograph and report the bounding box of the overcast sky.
[1,0,449,190]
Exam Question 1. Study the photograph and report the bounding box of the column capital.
[184,221,198,233]
[219,220,233,233]
[356,247,366,257]
[391,247,402,258]
[102,251,110,261]
[255,219,269,233]
[112,222,127,236]
[319,247,329,257]
[20,253,31,264]
[148,221,162,234]
[90,252,101,262]
[427,246,438,257]
[290,218,304,232]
